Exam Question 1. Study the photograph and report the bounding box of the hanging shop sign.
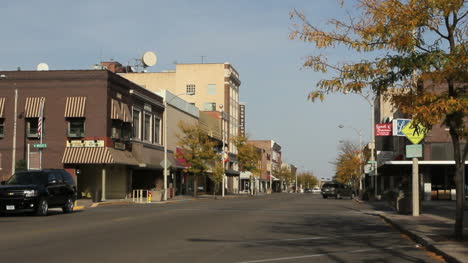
[375,123,392,136]
[66,140,105,148]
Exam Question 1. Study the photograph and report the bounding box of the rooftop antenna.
[36,63,49,71]
[128,51,158,72]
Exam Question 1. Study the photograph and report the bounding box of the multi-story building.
[154,90,199,195]
[281,163,297,192]
[372,81,467,201]
[121,63,242,194]
[0,70,176,201]
[247,140,282,193]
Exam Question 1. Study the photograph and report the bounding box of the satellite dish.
[142,51,157,67]
[37,63,49,71]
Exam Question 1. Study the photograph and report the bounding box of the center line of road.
[233,245,414,263]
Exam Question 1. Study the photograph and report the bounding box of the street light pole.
[351,92,376,197]
[163,91,194,201]
[338,125,363,193]
[219,104,225,198]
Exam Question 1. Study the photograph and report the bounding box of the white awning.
[270,175,280,181]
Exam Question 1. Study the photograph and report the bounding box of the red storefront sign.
[375,123,392,136]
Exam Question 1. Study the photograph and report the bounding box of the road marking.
[112,216,135,222]
[214,232,395,245]
[234,245,415,263]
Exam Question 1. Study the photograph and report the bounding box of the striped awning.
[0,97,5,118]
[25,97,45,118]
[121,103,132,123]
[62,147,138,165]
[64,97,86,117]
[111,99,122,120]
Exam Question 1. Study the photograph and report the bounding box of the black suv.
[321,182,354,199]
[0,169,77,216]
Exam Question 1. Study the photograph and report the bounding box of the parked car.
[0,169,77,216]
[321,182,354,199]
[311,187,322,194]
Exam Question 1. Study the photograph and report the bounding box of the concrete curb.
[377,212,463,263]
[353,198,364,205]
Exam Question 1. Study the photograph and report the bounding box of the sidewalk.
[360,199,468,263]
[74,193,252,209]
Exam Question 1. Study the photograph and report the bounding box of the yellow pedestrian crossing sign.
[401,121,427,144]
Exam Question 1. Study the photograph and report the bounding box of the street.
[0,194,444,263]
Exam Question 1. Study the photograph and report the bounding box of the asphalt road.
[0,194,444,263]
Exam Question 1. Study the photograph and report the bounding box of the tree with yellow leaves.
[290,0,467,239]
[176,122,218,198]
[231,135,261,195]
[333,141,362,193]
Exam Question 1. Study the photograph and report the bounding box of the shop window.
[67,118,84,138]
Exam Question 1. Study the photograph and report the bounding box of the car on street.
[321,182,354,199]
[311,187,321,194]
[0,169,77,216]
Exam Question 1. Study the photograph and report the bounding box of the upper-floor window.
[67,118,85,138]
[202,102,216,111]
[153,117,161,144]
[207,84,216,95]
[26,118,39,138]
[0,119,4,138]
[186,84,196,95]
[111,120,122,139]
[122,123,132,141]
[143,113,152,142]
[132,109,141,140]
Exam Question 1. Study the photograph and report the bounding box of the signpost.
[402,120,427,217]
[401,121,427,144]
[406,144,423,158]
[34,144,47,149]
[392,119,411,136]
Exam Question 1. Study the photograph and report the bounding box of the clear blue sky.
[0,0,372,180]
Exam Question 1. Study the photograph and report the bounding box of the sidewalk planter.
[150,190,163,202]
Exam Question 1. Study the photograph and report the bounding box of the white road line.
[233,245,414,263]
[215,232,395,245]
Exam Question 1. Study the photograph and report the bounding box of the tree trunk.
[193,175,198,198]
[450,126,465,240]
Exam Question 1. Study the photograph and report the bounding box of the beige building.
[121,63,242,193]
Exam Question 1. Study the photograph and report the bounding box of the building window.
[132,109,141,140]
[207,84,216,95]
[0,119,4,138]
[67,118,84,138]
[153,117,161,144]
[26,118,39,138]
[122,123,132,141]
[186,84,196,95]
[111,120,122,139]
[202,102,216,111]
[143,113,152,142]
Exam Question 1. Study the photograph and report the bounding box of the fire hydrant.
[148,191,152,203]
